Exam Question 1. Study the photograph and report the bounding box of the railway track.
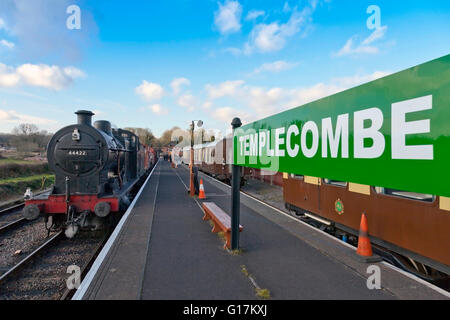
[0,217,27,234]
[0,228,108,300]
[0,170,150,300]
[0,231,63,285]
[0,203,24,216]
[0,201,108,300]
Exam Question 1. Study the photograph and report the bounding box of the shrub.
[0,162,50,180]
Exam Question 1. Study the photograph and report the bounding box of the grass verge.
[0,174,54,202]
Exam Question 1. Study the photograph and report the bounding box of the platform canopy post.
[231,117,242,250]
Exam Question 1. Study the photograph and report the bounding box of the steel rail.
[0,217,27,234]
[59,235,108,300]
[0,231,64,285]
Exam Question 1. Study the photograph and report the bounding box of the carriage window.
[323,179,347,187]
[290,174,304,180]
[375,187,435,202]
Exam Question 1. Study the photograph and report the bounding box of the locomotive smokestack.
[94,120,112,136]
[75,110,94,126]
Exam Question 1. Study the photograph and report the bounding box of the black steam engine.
[23,110,156,237]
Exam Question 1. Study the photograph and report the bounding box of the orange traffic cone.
[198,179,206,199]
[356,213,381,262]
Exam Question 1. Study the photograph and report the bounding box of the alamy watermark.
[366,265,381,290]
[367,5,381,30]
[66,264,81,289]
[66,5,81,30]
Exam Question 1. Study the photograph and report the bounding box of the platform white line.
[174,167,189,191]
[180,164,450,298]
[72,160,160,300]
[174,166,205,212]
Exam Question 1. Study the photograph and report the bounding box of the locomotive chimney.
[94,120,112,136]
[75,110,94,126]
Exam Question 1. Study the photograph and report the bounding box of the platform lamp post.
[231,117,242,250]
[190,120,203,196]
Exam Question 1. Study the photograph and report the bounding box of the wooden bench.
[201,202,243,249]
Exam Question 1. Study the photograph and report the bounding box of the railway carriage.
[181,137,251,184]
[283,174,450,280]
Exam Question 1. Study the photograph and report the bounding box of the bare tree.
[10,124,51,153]
[12,123,39,136]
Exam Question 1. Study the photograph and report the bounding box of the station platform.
[73,160,449,300]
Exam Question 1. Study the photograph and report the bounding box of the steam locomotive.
[23,110,156,237]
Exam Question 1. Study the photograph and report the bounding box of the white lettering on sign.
[244,134,250,156]
[249,133,258,156]
[266,131,275,156]
[237,95,433,161]
[259,131,266,156]
[301,121,319,158]
[239,135,245,156]
[354,107,385,159]
[322,114,349,158]
[275,127,285,157]
[286,124,300,157]
[391,95,433,160]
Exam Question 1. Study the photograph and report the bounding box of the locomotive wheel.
[23,204,40,221]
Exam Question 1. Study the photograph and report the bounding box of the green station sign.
[234,55,450,197]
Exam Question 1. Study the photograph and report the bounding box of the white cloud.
[244,2,317,54]
[170,77,190,95]
[335,26,388,57]
[245,10,265,21]
[0,63,85,90]
[0,109,58,126]
[210,106,251,124]
[0,39,14,49]
[0,64,20,87]
[149,104,169,115]
[202,101,213,110]
[205,70,391,121]
[0,18,6,31]
[177,93,196,112]
[362,26,388,45]
[214,0,242,35]
[252,60,298,74]
[135,81,165,101]
[223,47,243,56]
[205,80,245,99]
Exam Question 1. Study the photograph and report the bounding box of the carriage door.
[285,175,322,215]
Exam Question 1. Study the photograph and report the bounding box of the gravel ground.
[0,218,51,274]
[241,178,287,213]
[0,232,105,300]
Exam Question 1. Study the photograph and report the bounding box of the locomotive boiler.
[23,110,155,237]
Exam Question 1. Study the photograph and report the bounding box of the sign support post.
[231,117,242,250]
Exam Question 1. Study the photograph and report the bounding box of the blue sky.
[0,0,449,137]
